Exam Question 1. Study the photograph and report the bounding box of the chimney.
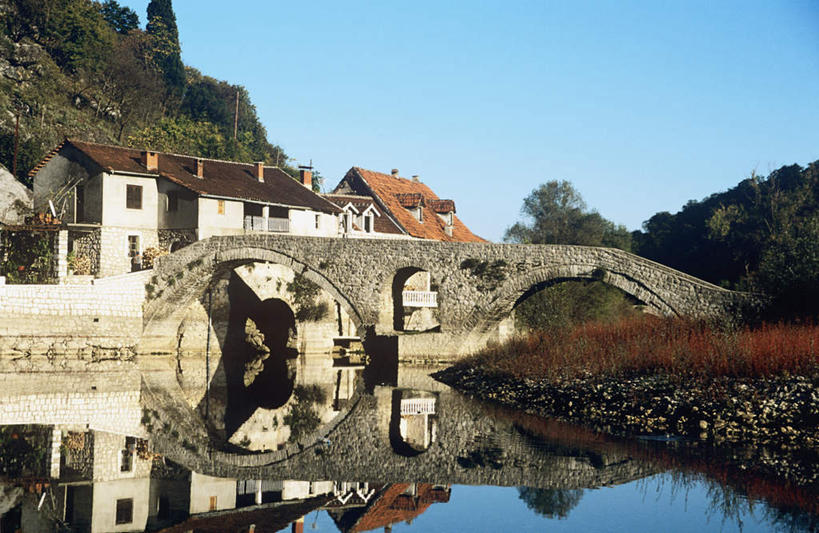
[141,151,158,172]
[195,158,204,179]
[254,161,264,182]
[411,174,420,183]
[299,166,312,189]
[391,168,399,177]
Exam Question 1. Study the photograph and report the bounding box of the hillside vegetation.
[633,162,819,317]
[0,0,294,186]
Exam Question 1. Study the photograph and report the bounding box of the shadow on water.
[199,273,297,439]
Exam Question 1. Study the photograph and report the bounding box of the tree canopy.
[505,180,632,250]
[632,161,819,318]
[0,0,297,184]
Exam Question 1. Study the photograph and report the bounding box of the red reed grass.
[471,316,819,381]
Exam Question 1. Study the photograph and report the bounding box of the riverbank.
[435,366,818,449]
[433,318,819,455]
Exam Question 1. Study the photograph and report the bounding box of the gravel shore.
[434,366,818,450]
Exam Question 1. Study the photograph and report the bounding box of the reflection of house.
[327,167,484,242]
[329,483,451,533]
[36,429,238,533]
[30,140,341,277]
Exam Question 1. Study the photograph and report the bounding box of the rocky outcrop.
[0,163,31,224]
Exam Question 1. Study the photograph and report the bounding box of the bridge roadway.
[141,234,759,358]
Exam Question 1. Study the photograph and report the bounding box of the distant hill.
[0,0,294,186]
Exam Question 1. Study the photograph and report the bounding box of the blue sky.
[120,1,819,242]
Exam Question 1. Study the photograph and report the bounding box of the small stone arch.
[380,265,441,333]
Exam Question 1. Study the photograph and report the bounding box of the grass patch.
[469,316,819,382]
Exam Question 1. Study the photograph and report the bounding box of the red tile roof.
[323,193,404,234]
[345,483,451,532]
[333,167,485,242]
[429,199,455,213]
[396,193,424,209]
[40,139,340,214]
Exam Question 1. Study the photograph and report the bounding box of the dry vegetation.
[469,316,819,382]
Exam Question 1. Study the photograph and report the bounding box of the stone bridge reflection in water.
[0,362,817,532]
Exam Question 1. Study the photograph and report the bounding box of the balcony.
[244,216,289,233]
[402,290,438,308]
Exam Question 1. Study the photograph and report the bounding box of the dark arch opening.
[391,267,440,332]
[512,277,645,332]
[219,273,298,438]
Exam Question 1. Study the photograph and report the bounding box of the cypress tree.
[146,0,185,98]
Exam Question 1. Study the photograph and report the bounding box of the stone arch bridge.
[140,235,757,358]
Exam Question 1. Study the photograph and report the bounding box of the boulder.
[0,163,32,225]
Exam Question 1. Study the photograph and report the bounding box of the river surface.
[0,360,816,533]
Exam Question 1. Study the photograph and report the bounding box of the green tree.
[504,180,632,250]
[127,116,227,158]
[517,487,584,520]
[504,180,637,331]
[146,0,185,98]
[98,0,140,34]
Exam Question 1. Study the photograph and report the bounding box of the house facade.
[326,167,484,243]
[31,140,342,277]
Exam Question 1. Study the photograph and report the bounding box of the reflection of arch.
[389,389,438,456]
[390,266,440,332]
[462,264,677,347]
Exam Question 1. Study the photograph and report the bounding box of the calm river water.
[0,361,815,532]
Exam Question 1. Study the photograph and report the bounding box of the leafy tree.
[97,0,140,34]
[146,0,185,98]
[518,487,584,520]
[127,116,228,158]
[96,30,165,140]
[505,180,637,331]
[504,180,632,250]
[633,161,819,318]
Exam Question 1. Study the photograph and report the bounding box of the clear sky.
[120,1,819,242]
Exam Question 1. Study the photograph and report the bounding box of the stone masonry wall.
[0,270,150,356]
[142,235,762,357]
[0,371,145,436]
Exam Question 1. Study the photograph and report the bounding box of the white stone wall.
[99,226,159,277]
[0,374,144,436]
[101,173,158,229]
[0,270,149,319]
[197,197,244,239]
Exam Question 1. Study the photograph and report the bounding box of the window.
[115,498,133,525]
[120,436,136,472]
[209,495,218,511]
[127,235,140,258]
[75,184,85,222]
[315,214,321,229]
[217,199,225,215]
[364,214,373,233]
[126,185,142,210]
[166,191,178,212]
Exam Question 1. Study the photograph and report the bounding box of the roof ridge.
[66,138,285,169]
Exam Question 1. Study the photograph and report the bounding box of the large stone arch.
[140,244,365,355]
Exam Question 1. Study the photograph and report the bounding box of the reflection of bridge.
[143,368,660,490]
[141,235,758,357]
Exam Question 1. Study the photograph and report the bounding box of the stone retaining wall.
[0,271,150,356]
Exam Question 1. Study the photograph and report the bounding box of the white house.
[30,139,342,277]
